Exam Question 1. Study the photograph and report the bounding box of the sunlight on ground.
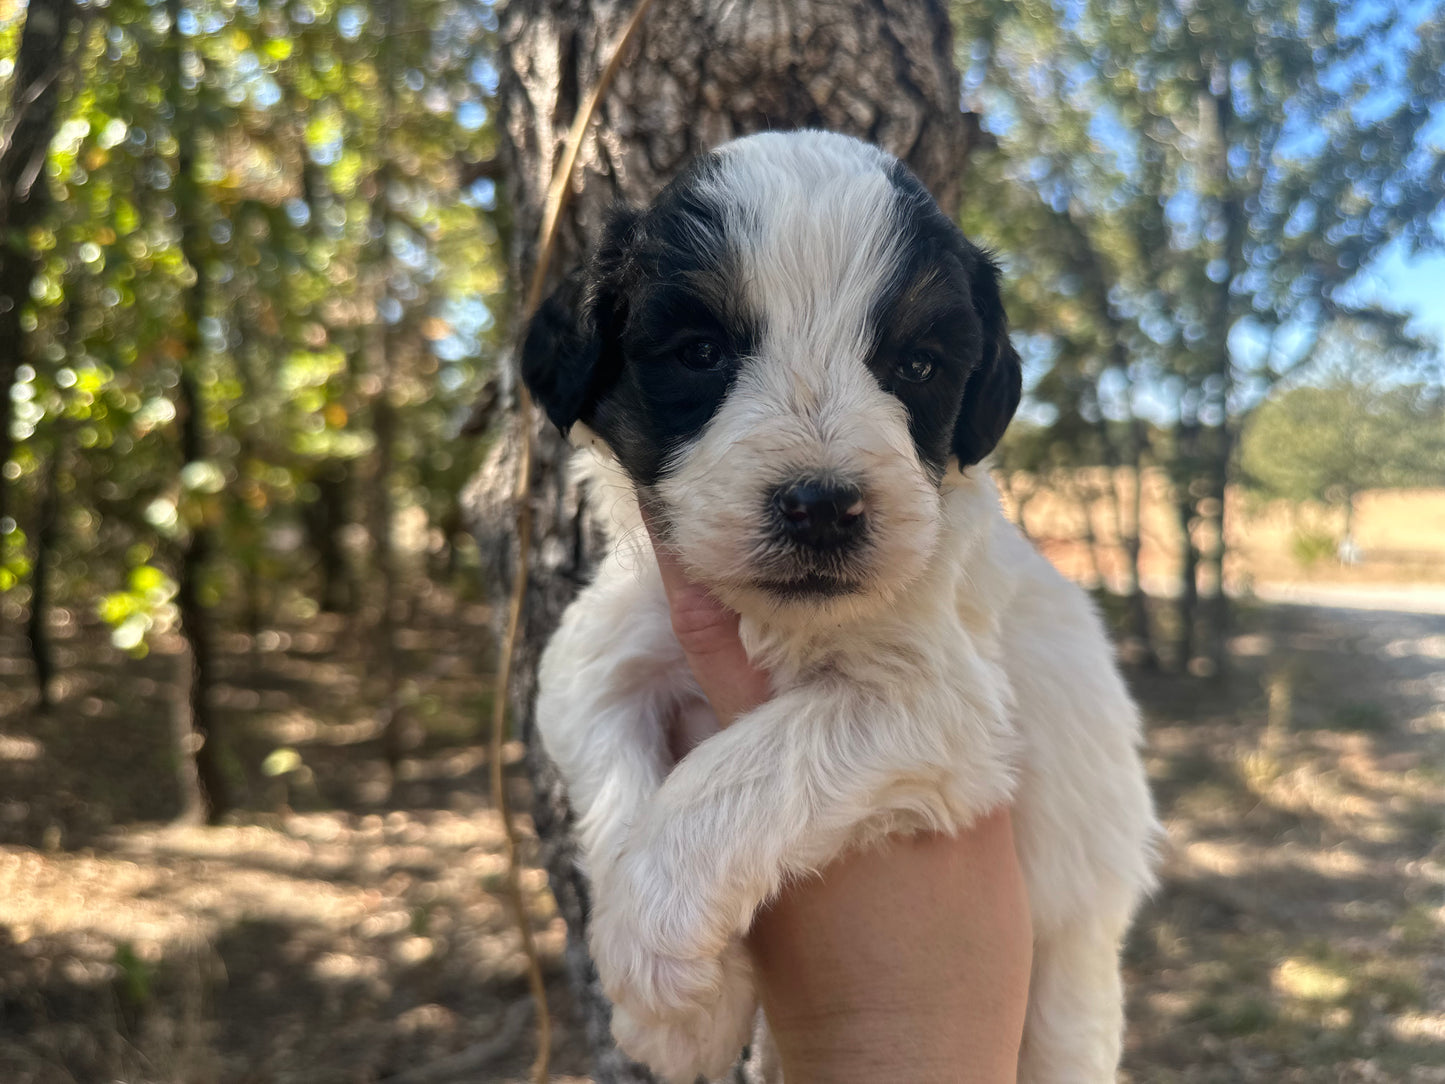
[0,735,44,762]
[3,598,1445,1082]
[0,811,563,977]
[0,799,573,1082]
[1126,602,1445,1082]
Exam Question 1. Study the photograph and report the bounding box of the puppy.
[520,130,1160,1083]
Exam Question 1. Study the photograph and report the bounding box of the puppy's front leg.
[534,575,700,885]
[595,680,1016,1081]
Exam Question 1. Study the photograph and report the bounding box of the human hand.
[642,511,770,727]
[748,812,1031,1083]
[640,510,1031,1083]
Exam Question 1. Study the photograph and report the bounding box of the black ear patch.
[520,270,601,433]
[952,253,1022,467]
[519,206,638,433]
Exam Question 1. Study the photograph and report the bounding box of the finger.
[642,508,770,726]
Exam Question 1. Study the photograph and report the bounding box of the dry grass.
[999,470,1445,593]
[0,595,588,1084]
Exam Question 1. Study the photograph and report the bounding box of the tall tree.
[366,0,407,767]
[956,0,1445,672]
[6,0,501,737]
[164,0,230,821]
[1,0,73,556]
[1241,327,1445,531]
[470,1,977,1077]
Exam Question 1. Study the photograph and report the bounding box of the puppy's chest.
[739,604,1006,704]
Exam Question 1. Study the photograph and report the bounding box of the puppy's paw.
[609,942,757,1083]
[590,852,729,1017]
[592,911,718,1017]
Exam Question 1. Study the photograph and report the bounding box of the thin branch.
[0,65,63,166]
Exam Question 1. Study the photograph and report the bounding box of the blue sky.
[1367,246,1445,351]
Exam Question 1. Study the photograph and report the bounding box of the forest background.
[2,0,1445,1081]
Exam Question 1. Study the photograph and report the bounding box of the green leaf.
[262,748,303,777]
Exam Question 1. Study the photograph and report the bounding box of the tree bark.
[1197,82,1246,678]
[167,0,230,823]
[466,2,974,1078]
[367,0,411,769]
[27,431,61,711]
[0,0,73,542]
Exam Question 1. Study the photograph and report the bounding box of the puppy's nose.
[773,480,866,550]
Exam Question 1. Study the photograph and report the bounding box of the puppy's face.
[523,131,1021,618]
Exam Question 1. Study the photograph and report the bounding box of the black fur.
[952,249,1024,467]
[519,205,636,435]
[520,267,603,434]
[882,162,1022,470]
[521,155,760,487]
[520,143,1020,484]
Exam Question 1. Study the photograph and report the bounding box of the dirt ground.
[1123,595,1445,1083]
[1,584,1443,1083]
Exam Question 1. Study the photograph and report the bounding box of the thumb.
[643,514,771,726]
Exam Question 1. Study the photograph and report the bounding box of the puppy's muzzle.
[770,478,867,552]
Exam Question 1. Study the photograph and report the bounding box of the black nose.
[772,480,866,550]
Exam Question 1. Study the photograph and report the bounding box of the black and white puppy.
[522,130,1160,1083]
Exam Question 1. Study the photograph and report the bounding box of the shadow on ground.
[1122,601,1445,1083]
[1,592,1443,1082]
[0,595,589,1084]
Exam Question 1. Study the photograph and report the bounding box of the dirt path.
[1125,599,1445,1082]
[1254,583,1445,616]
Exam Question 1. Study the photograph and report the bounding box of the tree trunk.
[306,459,354,613]
[1170,405,1203,674]
[1122,446,1156,667]
[176,375,231,821]
[28,432,61,711]
[1071,473,1105,590]
[467,2,974,1078]
[167,0,230,823]
[1174,483,1198,671]
[0,0,73,544]
[368,0,410,769]
[1060,203,1156,665]
[1198,82,1246,678]
[229,261,269,648]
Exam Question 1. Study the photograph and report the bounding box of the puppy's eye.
[896,350,939,384]
[677,339,727,372]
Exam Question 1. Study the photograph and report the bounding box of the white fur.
[532,131,1161,1083]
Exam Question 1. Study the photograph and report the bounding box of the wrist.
[747,816,1031,1084]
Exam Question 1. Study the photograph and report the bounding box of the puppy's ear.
[520,206,638,433]
[952,251,1022,467]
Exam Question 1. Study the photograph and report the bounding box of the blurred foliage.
[1241,325,1445,510]
[957,0,1445,664]
[2,0,1443,690]
[2,0,505,655]
[959,0,1445,442]
[1288,526,1339,567]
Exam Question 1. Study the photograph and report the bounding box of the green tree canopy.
[1241,329,1445,511]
